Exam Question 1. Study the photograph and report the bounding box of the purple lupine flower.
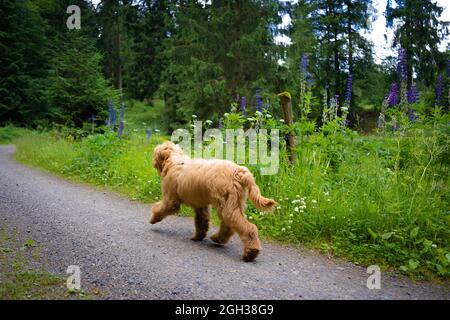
[407,108,416,122]
[397,48,407,82]
[407,85,418,104]
[255,89,263,112]
[117,102,125,137]
[241,96,247,115]
[146,129,152,141]
[344,119,350,126]
[300,53,308,73]
[435,74,445,106]
[107,100,117,128]
[344,74,353,103]
[388,83,399,106]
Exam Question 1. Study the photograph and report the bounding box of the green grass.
[0,124,31,144]
[9,115,450,281]
[0,227,64,300]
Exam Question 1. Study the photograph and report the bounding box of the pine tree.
[0,0,49,125]
[45,32,119,127]
[159,0,281,130]
[386,0,449,86]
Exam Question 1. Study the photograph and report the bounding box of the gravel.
[0,145,448,299]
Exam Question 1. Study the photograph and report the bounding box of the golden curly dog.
[149,141,277,262]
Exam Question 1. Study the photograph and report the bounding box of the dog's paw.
[190,235,205,242]
[242,248,260,262]
[210,233,223,244]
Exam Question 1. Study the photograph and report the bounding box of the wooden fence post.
[278,91,296,164]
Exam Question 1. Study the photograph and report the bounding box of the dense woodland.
[1,0,448,131]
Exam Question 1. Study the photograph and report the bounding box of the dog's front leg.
[149,200,180,224]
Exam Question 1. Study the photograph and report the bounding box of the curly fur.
[149,141,277,262]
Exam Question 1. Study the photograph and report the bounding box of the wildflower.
[299,53,308,75]
[288,220,293,224]
[281,228,286,232]
[397,48,407,82]
[279,119,285,123]
[289,214,294,217]
[107,100,117,128]
[255,89,264,112]
[146,128,152,140]
[255,111,263,117]
[241,96,247,115]
[312,199,317,204]
[205,120,213,125]
[324,191,329,196]
[154,129,160,133]
[435,74,445,106]
[407,108,416,122]
[344,74,353,104]
[224,112,229,117]
[294,207,299,212]
[388,83,399,106]
[331,216,336,220]
[266,114,272,118]
[431,244,437,248]
[407,85,418,104]
[192,115,197,119]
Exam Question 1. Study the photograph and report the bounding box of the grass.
[7,114,450,281]
[0,124,31,144]
[0,227,65,300]
[0,226,95,300]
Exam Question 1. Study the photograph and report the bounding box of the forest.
[1,0,449,280]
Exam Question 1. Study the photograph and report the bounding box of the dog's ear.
[152,143,173,175]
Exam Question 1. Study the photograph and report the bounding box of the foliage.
[12,106,450,280]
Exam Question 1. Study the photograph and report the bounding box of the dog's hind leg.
[191,206,211,241]
[232,216,262,262]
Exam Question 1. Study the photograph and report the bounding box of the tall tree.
[159,0,281,130]
[126,0,172,100]
[0,0,49,125]
[45,32,118,127]
[385,0,449,86]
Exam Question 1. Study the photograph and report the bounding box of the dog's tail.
[235,167,277,212]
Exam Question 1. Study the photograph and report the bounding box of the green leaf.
[408,259,419,270]
[410,227,419,238]
[400,265,408,272]
[445,253,450,263]
[367,227,378,240]
[24,239,35,247]
[381,232,394,240]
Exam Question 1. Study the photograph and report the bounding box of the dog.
[149,141,277,262]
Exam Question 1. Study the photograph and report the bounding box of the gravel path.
[0,145,448,299]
